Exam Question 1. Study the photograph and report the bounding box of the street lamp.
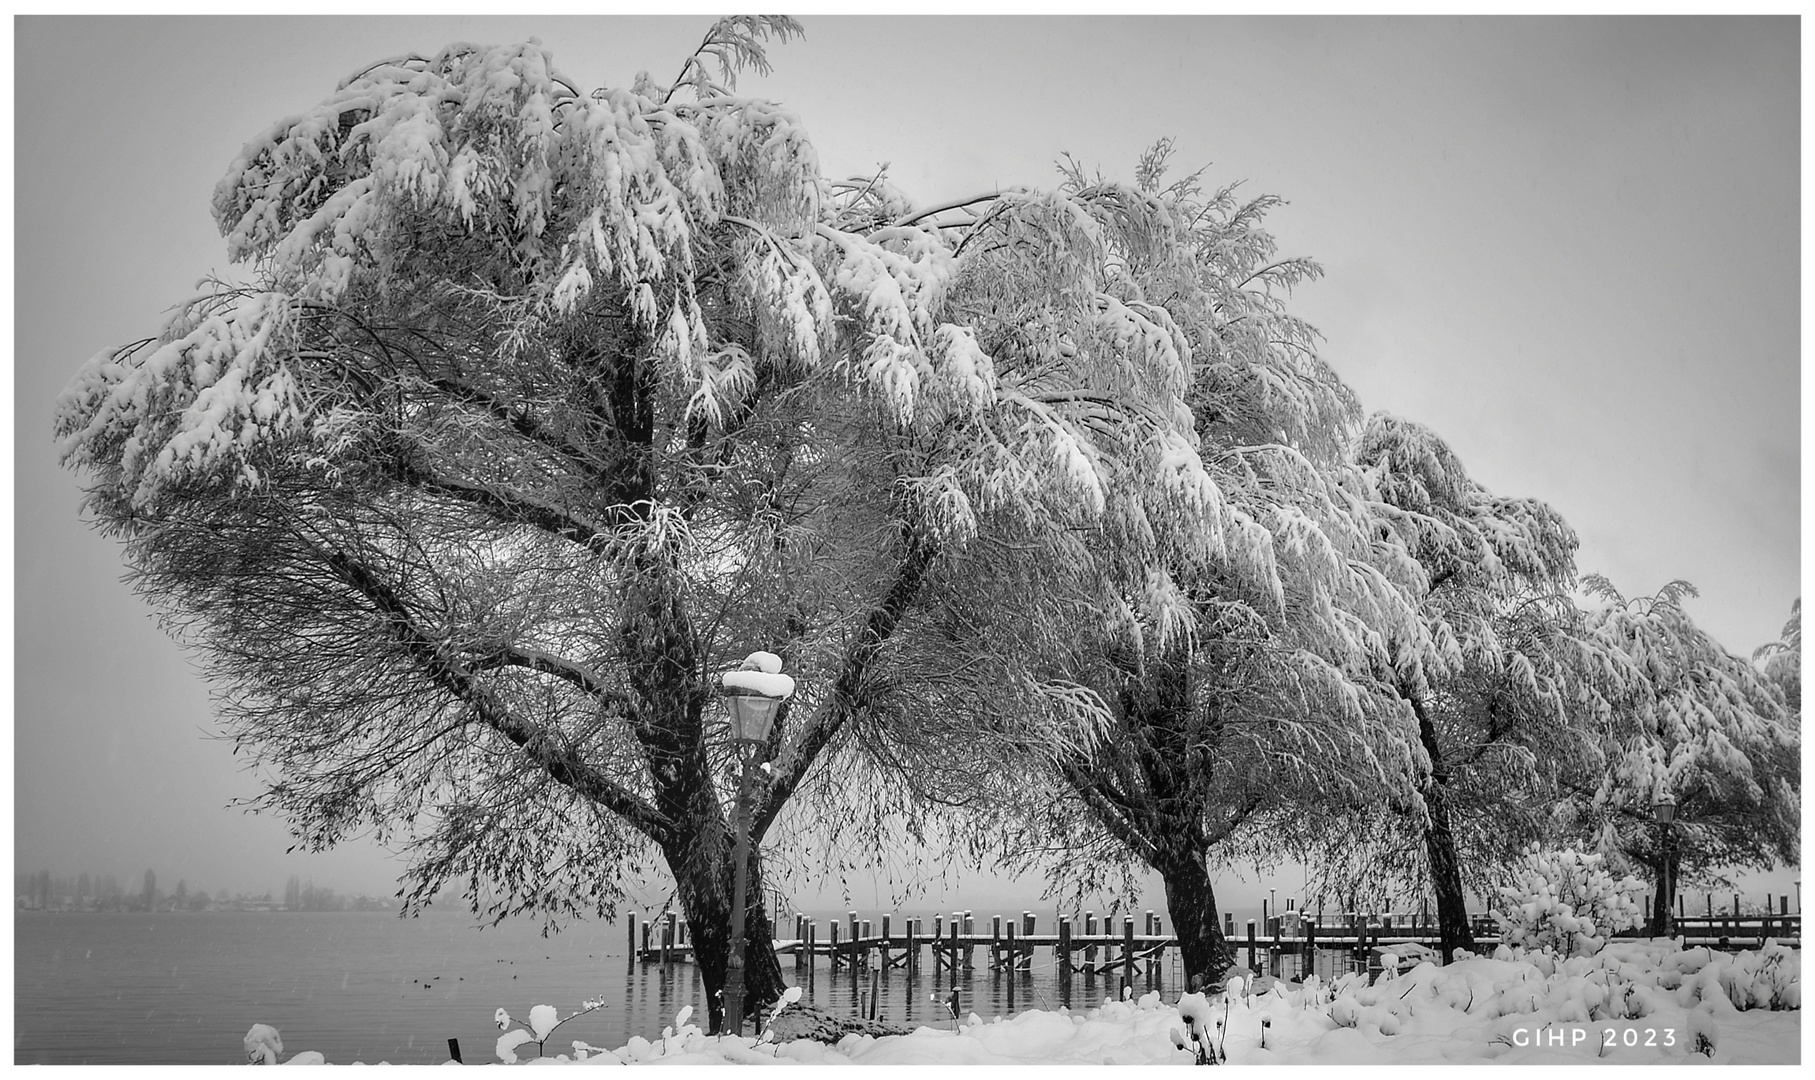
[718,651,794,1038]
[1653,791,1677,940]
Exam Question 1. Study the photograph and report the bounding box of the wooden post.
[869,965,881,1020]
[948,918,960,979]
[1006,921,1017,1011]
[1246,919,1257,972]
[830,920,842,972]
[808,920,817,973]
[1085,911,1097,968]
[1304,916,1317,982]
[447,1038,462,1064]
[963,912,975,972]
[1123,917,1136,991]
[627,912,638,967]
[642,920,653,961]
[1022,912,1036,971]
[991,914,1003,970]
[661,912,675,965]
[1058,916,1073,1006]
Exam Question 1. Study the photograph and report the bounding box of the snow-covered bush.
[1490,844,1647,958]
[493,998,609,1063]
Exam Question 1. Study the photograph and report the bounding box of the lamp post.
[1653,791,1676,940]
[717,653,793,1038]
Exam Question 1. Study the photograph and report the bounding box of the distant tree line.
[14,868,392,912]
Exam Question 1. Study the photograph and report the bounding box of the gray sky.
[13,16,1801,911]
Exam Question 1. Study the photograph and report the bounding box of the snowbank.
[266,940,1801,1066]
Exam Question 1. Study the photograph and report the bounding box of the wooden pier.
[623,898,1801,993]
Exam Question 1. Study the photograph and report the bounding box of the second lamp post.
[1654,790,1677,940]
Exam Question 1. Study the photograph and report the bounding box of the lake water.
[13,909,1183,1065]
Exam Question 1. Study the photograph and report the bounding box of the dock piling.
[1006,921,1017,1011]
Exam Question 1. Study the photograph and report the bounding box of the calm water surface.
[15,908,1190,1065]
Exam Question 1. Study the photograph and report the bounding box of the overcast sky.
[12,16,1801,913]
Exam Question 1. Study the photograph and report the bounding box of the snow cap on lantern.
[741,650,783,674]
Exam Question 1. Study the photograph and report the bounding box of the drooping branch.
[321,547,674,844]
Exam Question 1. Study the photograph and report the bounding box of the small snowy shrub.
[1490,844,1647,959]
[493,998,608,1063]
[757,986,805,1045]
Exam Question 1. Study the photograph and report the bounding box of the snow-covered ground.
[257,939,1799,1065]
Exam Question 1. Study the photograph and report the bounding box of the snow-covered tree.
[1568,578,1799,924]
[1330,414,1604,962]
[55,24,1222,1030]
[934,146,1430,985]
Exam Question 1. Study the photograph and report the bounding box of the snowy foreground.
[256,940,1799,1066]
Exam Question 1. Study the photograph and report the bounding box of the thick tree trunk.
[664,829,786,1035]
[1421,781,1476,963]
[1154,847,1236,989]
[1408,691,1476,964]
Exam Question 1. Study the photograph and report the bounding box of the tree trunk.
[1154,846,1236,989]
[665,829,786,1035]
[1422,780,1476,963]
[1407,688,1476,964]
